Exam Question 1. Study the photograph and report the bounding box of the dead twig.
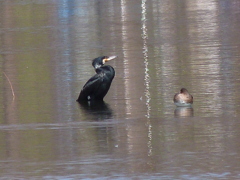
[3,72,15,100]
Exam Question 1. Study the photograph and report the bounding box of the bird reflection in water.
[78,100,113,121]
[77,101,114,151]
[174,107,194,117]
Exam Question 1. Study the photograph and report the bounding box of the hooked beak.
[103,56,117,63]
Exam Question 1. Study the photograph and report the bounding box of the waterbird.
[77,56,117,102]
[173,88,193,107]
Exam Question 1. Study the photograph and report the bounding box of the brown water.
[1,0,240,179]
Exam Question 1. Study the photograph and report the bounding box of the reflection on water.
[78,101,113,121]
[174,107,194,117]
[1,0,240,179]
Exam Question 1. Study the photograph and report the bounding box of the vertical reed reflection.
[186,0,222,116]
[120,0,132,116]
[141,0,151,119]
[54,0,75,122]
[141,0,152,157]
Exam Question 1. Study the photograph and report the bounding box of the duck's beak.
[104,56,117,63]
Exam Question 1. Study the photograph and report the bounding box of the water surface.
[1,0,240,179]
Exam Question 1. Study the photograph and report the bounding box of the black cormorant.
[77,56,117,102]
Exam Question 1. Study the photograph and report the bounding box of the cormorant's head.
[92,56,117,69]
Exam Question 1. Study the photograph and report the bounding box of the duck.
[173,88,193,107]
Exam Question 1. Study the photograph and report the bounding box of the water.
[1,0,240,179]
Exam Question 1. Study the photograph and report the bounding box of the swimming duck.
[173,88,193,107]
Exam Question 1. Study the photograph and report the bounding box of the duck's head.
[180,88,189,94]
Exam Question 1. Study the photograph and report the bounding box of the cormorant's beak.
[103,56,117,63]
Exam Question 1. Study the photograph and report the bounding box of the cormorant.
[77,56,117,102]
[173,88,193,107]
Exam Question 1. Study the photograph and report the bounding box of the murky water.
[1,0,240,179]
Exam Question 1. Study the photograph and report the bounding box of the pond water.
[1,0,240,179]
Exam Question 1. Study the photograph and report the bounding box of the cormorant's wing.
[77,74,103,101]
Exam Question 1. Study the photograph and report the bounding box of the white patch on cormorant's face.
[94,64,102,69]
